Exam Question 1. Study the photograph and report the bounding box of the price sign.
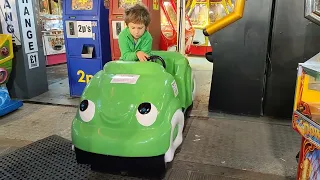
[77,70,93,84]
[77,21,93,38]
[27,52,39,69]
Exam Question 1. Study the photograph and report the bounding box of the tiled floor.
[46,63,68,85]
[0,137,32,156]
[0,103,76,142]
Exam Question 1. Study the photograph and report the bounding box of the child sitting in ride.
[118,3,153,62]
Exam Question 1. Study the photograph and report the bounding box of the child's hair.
[124,3,151,27]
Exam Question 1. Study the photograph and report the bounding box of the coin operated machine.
[63,0,112,96]
[292,0,320,179]
[109,0,161,60]
[0,34,23,117]
[160,0,195,53]
[187,0,235,56]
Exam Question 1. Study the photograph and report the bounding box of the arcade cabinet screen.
[72,0,93,10]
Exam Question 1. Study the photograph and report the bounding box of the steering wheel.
[147,55,166,69]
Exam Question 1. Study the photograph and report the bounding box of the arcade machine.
[0,34,23,116]
[160,0,195,54]
[293,53,320,180]
[62,0,112,97]
[292,0,320,179]
[187,0,234,56]
[108,0,161,60]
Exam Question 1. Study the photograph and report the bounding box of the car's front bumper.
[71,118,171,157]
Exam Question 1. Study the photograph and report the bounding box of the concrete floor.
[0,57,300,179]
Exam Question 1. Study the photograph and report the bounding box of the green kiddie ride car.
[71,51,196,175]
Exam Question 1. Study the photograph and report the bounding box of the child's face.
[128,22,146,40]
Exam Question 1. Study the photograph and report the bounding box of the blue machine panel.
[63,0,111,97]
[65,22,101,58]
[67,58,102,96]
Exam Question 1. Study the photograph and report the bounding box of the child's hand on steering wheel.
[136,51,149,62]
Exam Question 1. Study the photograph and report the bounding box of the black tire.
[89,153,168,178]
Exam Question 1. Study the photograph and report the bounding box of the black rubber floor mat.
[0,135,151,180]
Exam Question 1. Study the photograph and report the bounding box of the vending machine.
[109,0,161,60]
[160,0,195,53]
[63,0,112,96]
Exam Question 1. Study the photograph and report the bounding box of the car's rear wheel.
[165,109,185,163]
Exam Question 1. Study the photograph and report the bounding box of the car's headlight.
[79,99,95,122]
[136,102,158,127]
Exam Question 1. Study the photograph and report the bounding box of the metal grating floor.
[0,135,152,180]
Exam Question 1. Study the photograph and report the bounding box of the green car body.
[72,51,195,161]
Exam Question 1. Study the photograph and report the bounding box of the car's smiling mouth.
[99,110,131,125]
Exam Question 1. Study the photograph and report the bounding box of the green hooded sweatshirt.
[118,27,153,61]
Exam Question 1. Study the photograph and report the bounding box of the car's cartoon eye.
[136,102,158,127]
[138,103,151,114]
[79,99,95,122]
